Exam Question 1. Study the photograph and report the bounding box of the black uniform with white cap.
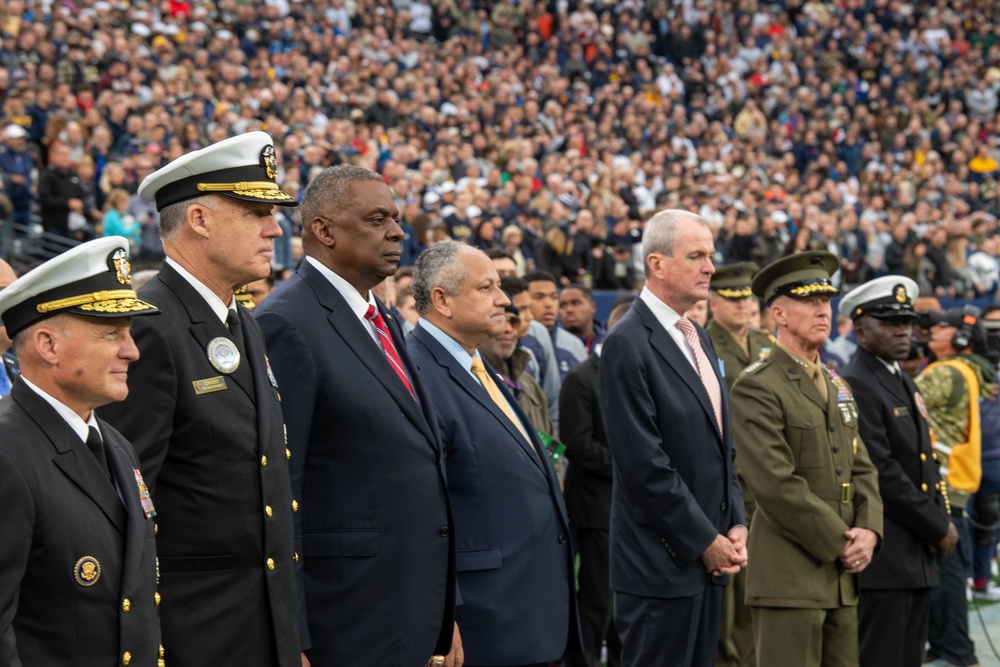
[0,236,163,666]
[99,132,302,667]
[839,276,952,667]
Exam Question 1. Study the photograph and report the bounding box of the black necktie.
[86,426,111,480]
[227,309,246,357]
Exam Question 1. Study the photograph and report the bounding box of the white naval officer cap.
[0,237,159,338]
[838,275,919,321]
[138,130,297,211]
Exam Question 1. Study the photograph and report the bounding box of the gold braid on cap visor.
[786,282,838,297]
[714,287,753,298]
[36,289,146,313]
[197,181,294,200]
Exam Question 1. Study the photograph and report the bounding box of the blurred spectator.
[100,187,141,252]
[37,143,85,239]
[0,125,34,225]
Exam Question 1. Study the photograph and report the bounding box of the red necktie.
[365,304,415,397]
[677,316,723,435]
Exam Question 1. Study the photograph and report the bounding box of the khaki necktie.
[810,365,829,403]
[470,356,530,443]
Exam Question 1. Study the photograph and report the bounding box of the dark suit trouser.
[858,588,931,667]
[927,509,978,666]
[615,586,723,667]
[566,528,620,667]
[751,606,858,667]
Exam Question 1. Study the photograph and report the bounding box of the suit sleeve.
[599,332,718,565]
[730,372,852,563]
[559,366,611,478]
[255,308,316,652]
[99,316,177,494]
[847,378,947,544]
[0,448,32,667]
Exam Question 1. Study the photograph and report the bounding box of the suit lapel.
[157,264,255,401]
[413,325,547,475]
[301,262,436,446]
[240,304,277,459]
[636,301,722,441]
[104,424,149,582]
[863,350,911,406]
[12,384,126,534]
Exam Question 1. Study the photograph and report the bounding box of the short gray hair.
[158,195,214,240]
[642,209,709,277]
[411,241,468,315]
[300,165,383,235]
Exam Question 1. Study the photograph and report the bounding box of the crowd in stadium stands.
[0,0,998,300]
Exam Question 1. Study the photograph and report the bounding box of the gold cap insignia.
[261,145,278,180]
[110,248,132,286]
[894,285,906,303]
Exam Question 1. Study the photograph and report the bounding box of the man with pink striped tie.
[256,165,459,667]
[598,209,747,667]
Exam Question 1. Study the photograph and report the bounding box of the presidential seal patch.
[74,556,101,586]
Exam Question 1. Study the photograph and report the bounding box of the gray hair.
[642,209,709,277]
[158,195,214,241]
[300,165,384,235]
[411,241,469,315]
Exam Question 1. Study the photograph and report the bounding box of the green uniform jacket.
[707,322,774,392]
[730,344,883,609]
[708,322,774,519]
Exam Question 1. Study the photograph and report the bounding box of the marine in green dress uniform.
[708,262,772,667]
[729,251,883,667]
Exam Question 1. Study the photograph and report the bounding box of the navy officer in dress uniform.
[729,251,883,667]
[0,236,163,666]
[839,277,957,667]
[99,132,301,667]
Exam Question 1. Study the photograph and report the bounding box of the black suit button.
[720,502,728,512]
[832,446,840,453]
[558,534,568,544]
[439,527,450,537]
[829,425,836,432]
[836,466,843,476]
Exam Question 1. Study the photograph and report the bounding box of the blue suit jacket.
[598,298,745,599]
[255,260,455,665]
[407,323,580,666]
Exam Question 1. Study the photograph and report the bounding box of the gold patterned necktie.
[470,356,531,443]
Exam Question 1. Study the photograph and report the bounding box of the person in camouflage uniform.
[916,307,994,667]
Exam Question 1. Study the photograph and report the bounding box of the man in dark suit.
[255,165,457,667]
[839,276,957,667]
[0,236,162,666]
[561,298,633,667]
[407,241,579,667]
[100,132,301,667]
[598,210,747,667]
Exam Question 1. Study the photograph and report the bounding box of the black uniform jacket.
[100,262,299,667]
[0,382,161,666]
